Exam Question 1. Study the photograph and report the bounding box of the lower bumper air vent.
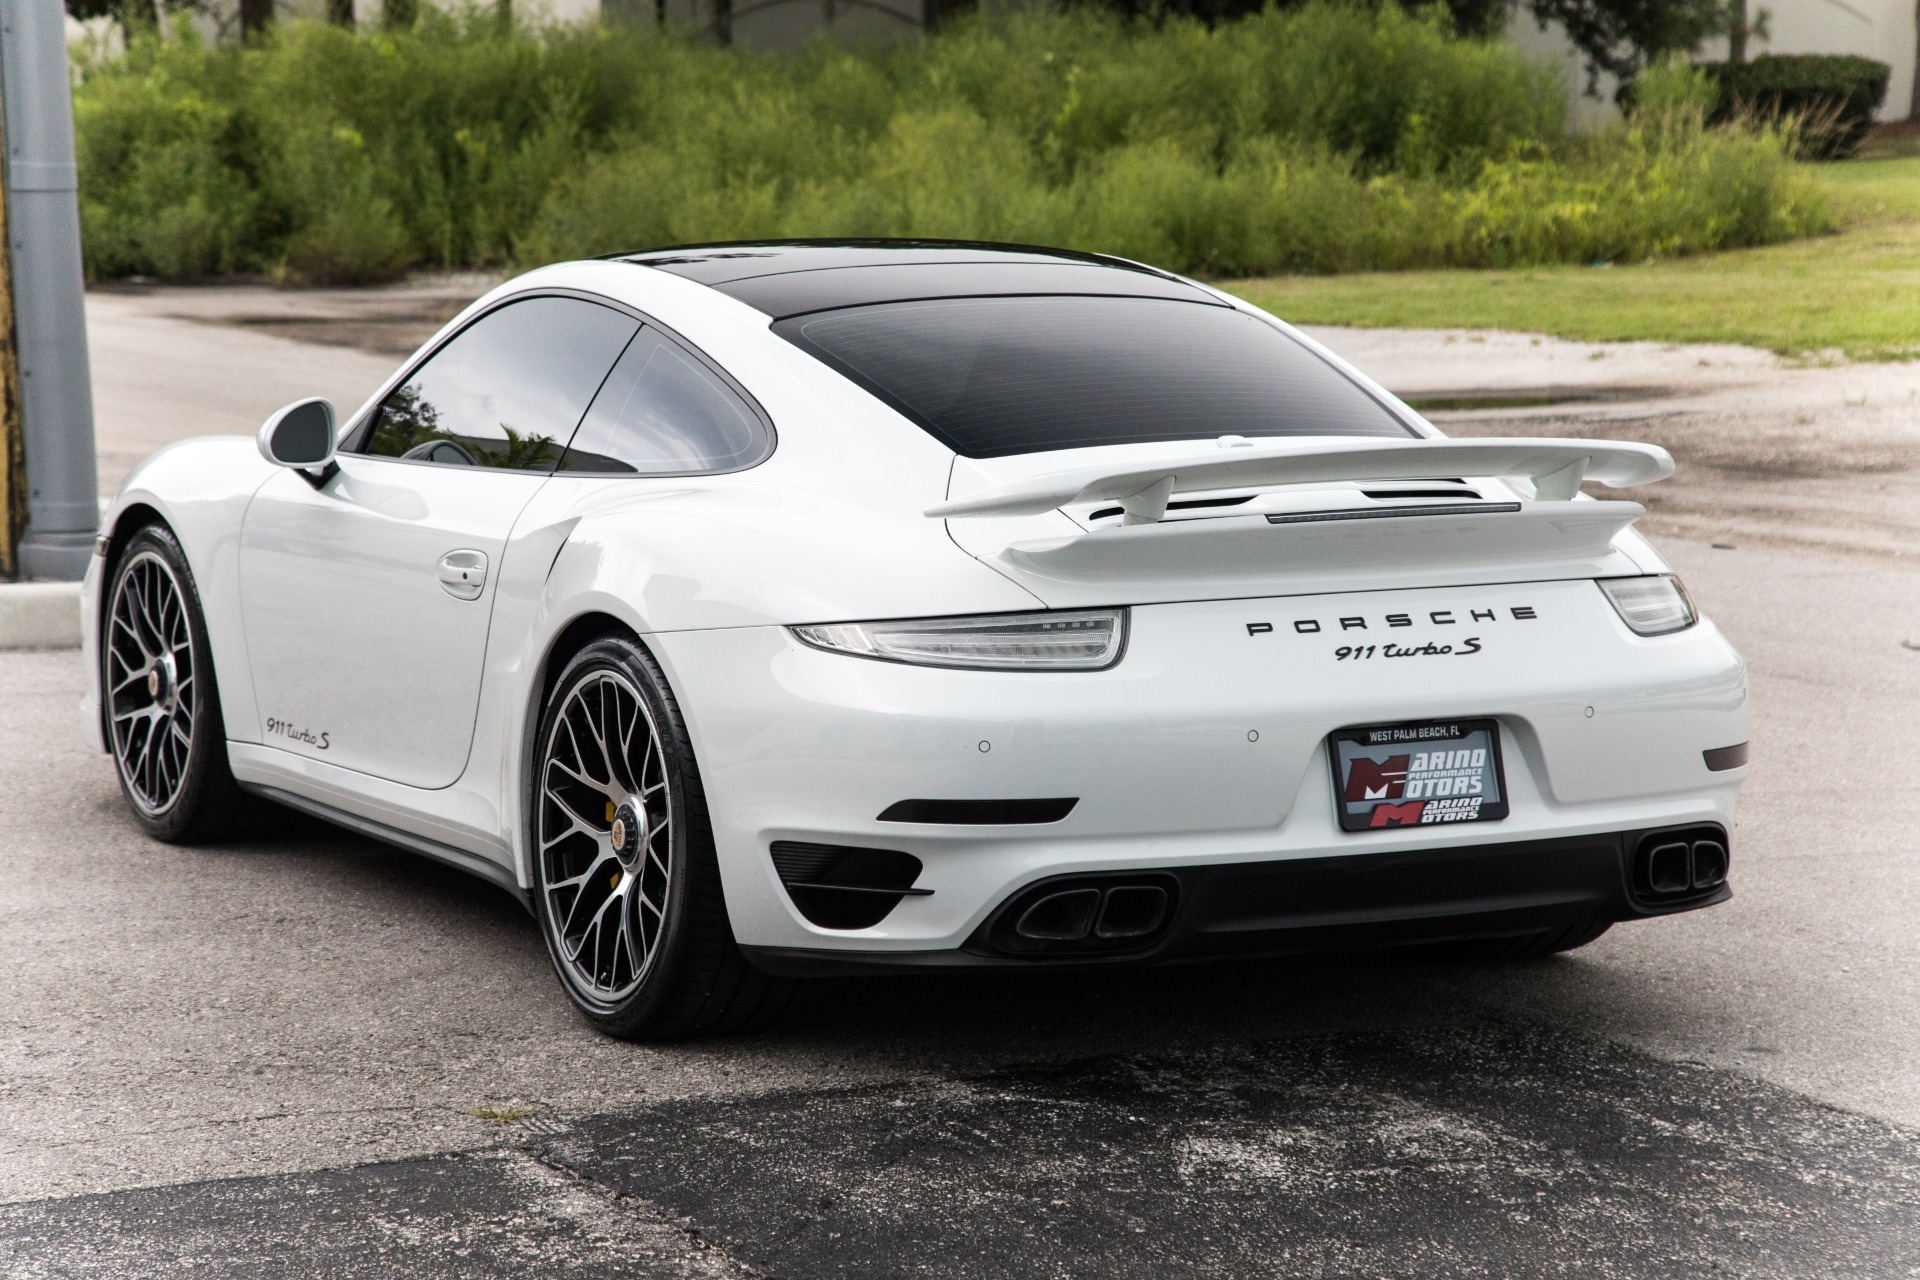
[976,873,1179,956]
[770,841,931,930]
[1631,825,1731,908]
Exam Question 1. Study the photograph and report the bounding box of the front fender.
[87,437,277,754]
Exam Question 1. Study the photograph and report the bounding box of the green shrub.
[1626,53,1718,123]
[71,6,1830,284]
[1702,54,1891,161]
[72,55,259,277]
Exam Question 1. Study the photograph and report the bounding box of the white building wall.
[1514,0,1916,124]
[1506,13,1622,130]
[1747,0,1912,119]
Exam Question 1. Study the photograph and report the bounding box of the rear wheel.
[531,635,792,1039]
[103,524,254,843]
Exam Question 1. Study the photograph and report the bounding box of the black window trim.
[609,236,1185,280]
[342,286,778,479]
[772,293,1422,459]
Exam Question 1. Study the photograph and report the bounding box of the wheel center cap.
[610,802,642,867]
[147,656,176,708]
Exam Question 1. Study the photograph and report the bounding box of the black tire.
[102,522,257,843]
[1408,920,1613,963]
[530,635,794,1040]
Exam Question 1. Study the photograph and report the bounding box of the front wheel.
[531,636,792,1039]
[103,523,255,843]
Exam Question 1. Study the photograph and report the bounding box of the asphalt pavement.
[3,286,1919,1277]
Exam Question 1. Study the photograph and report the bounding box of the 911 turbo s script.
[1334,639,1488,660]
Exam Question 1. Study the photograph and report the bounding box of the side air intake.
[770,841,931,930]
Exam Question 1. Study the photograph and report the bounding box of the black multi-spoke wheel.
[532,636,792,1039]
[539,666,674,1002]
[103,524,251,843]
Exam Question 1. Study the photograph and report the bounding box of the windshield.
[774,295,1414,458]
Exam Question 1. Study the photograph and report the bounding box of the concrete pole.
[0,135,25,579]
[0,0,97,581]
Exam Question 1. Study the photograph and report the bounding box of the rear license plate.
[1329,718,1509,832]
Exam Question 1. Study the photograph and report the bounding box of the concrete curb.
[0,581,82,651]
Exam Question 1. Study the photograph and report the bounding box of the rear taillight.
[1599,575,1696,636]
[792,608,1127,671]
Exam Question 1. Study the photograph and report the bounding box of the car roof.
[609,238,1224,320]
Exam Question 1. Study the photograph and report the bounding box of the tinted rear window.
[774,295,1413,458]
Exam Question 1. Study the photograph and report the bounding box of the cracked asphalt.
[3,286,1919,1276]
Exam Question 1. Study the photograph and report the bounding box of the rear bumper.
[657,578,1747,955]
[740,824,1729,976]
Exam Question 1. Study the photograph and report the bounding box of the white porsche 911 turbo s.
[82,239,1749,1038]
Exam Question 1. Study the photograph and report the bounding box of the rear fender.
[489,476,1045,883]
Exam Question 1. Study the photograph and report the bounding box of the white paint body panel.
[238,459,546,788]
[658,580,1745,951]
[79,257,1749,959]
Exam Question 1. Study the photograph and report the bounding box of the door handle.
[437,549,488,600]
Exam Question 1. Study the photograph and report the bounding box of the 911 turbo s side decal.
[265,718,331,750]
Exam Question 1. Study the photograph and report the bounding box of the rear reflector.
[1703,742,1749,771]
[877,797,1078,825]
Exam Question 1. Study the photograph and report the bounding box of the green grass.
[1225,156,1920,359]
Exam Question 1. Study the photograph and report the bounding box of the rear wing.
[927,437,1673,523]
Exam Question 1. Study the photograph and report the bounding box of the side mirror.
[258,398,339,486]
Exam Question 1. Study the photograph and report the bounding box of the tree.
[1521,0,1730,95]
[1071,0,1713,62]
[238,0,272,37]
[1075,0,1508,37]
[62,0,156,33]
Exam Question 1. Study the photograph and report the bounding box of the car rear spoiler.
[926,437,1674,523]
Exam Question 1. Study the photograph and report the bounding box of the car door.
[239,294,640,789]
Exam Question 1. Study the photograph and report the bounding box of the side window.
[364,297,639,470]
[557,327,769,476]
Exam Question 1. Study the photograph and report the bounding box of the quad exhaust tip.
[985,876,1179,956]
[1634,827,1729,904]
[1014,884,1170,943]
